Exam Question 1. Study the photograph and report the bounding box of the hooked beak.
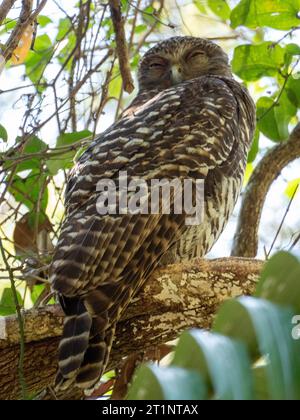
[170,64,183,84]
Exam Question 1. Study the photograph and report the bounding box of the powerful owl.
[50,36,256,391]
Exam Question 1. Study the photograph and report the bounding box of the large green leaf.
[231,0,300,30]
[127,365,206,400]
[172,329,253,400]
[232,42,285,81]
[256,91,297,141]
[255,252,300,312]
[214,296,300,400]
[208,0,231,20]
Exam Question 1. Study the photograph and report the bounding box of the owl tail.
[55,296,92,390]
[55,289,116,391]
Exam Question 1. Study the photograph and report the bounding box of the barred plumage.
[50,36,256,391]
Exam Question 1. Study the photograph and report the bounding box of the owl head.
[138,36,232,91]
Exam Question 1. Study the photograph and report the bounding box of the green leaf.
[127,364,206,400]
[25,34,53,88]
[172,329,254,400]
[194,0,207,14]
[285,43,300,56]
[286,76,300,107]
[285,178,300,199]
[14,136,47,172]
[30,284,45,304]
[247,127,260,163]
[0,124,8,142]
[214,296,300,400]
[8,169,48,212]
[232,42,285,81]
[37,16,53,27]
[255,251,300,312]
[0,18,17,35]
[0,287,23,316]
[256,91,297,141]
[134,24,147,34]
[56,18,72,41]
[208,0,231,20]
[231,0,300,30]
[46,130,91,175]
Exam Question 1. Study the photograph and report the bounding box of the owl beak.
[170,64,183,84]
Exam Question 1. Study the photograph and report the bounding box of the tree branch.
[0,0,17,25]
[109,0,134,93]
[0,257,263,400]
[232,123,300,257]
[2,0,47,61]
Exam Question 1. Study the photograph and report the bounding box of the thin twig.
[0,237,28,399]
[267,184,299,257]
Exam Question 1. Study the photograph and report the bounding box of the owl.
[50,36,256,391]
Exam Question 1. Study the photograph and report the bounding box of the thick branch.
[232,123,300,257]
[0,257,263,399]
[109,0,134,93]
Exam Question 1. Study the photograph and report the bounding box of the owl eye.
[187,50,206,60]
[149,61,166,68]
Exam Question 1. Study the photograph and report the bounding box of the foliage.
[128,252,300,400]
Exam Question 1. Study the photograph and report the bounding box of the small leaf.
[286,76,300,107]
[37,16,53,27]
[0,124,8,142]
[285,178,300,199]
[244,163,254,185]
[256,92,297,141]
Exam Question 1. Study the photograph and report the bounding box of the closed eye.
[149,62,165,68]
[186,50,206,60]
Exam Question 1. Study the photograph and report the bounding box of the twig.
[0,237,28,399]
[267,184,299,257]
[109,0,134,93]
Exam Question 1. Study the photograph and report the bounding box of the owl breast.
[161,169,243,264]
